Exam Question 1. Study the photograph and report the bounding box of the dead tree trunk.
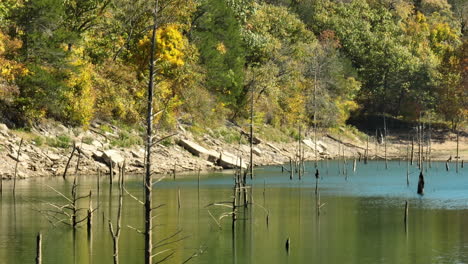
[249,80,254,180]
[410,136,414,165]
[289,158,293,180]
[406,145,410,186]
[384,115,388,169]
[177,188,181,211]
[13,138,24,195]
[298,124,302,180]
[75,140,83,174]
[87,191,93,238]
[404,201,409,228]
[63,142,76,179]
[109,161,114,186]
[144,2,158,263]
[365,135,369,164]
[456,131,459,173]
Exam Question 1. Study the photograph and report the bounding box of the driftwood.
[326,134,366,151]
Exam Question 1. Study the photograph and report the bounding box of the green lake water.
[1,160,468,263]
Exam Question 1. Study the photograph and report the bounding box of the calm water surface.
[0,161,467,264]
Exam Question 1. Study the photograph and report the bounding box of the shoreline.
[0,122,466,180]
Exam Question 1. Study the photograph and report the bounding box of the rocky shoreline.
[0,121,465,180]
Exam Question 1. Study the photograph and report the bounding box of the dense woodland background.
[0,0,466,133]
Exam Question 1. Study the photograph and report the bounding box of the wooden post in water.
[173,161,177,180]
[384,115,388,170]
[406,145,410,186]
[315,169,319,194]
[13,138,24,195]
[36,233,42,264]
[289,158,293,180]
[197,166,201,192]
[177,188,181,210]
[109,161,113,186]
[298,125,302,180]
[87,190,93,237]
[63,141,76,179]
[410,136,414,165]
[353,158,356,173]
[404,201,409,232]
[97,169,101,194]
[365,135,369,164]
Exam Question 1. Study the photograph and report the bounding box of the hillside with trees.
[0,0,466,132]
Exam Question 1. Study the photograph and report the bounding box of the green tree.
[193,0,245,109]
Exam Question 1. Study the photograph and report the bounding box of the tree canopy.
[0,0,465,129]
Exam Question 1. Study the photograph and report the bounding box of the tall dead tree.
[406,144,410,186]
[365,135,369,164]
[63,142,77,179]
[383,115,388,169]
[249,80,254,180]
[456,131,459,173]
[37,178,94,228]
[144,2,158,263]
[410,136,414,165]
[109,167,124,264]
[13,138,24,196]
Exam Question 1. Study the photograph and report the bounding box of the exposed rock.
[91,140,103,148]
[266,142,282,153]
[8,152,30,162]
[218,152,247,169]
[47,153,61,161]
[56,124,69,134]
[241,145,262,156]
[238,128,262,144]
[101,149,125,167]
[77,143,97,158]
[91,150,105,164]
[0,123,8,132]
[131,159,145,168]
[253,147,262,156]
[131,149,144,159]
[177,139,219,160]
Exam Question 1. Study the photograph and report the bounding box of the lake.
[1,160,467,263]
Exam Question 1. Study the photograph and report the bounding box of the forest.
[0,0,466,132]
